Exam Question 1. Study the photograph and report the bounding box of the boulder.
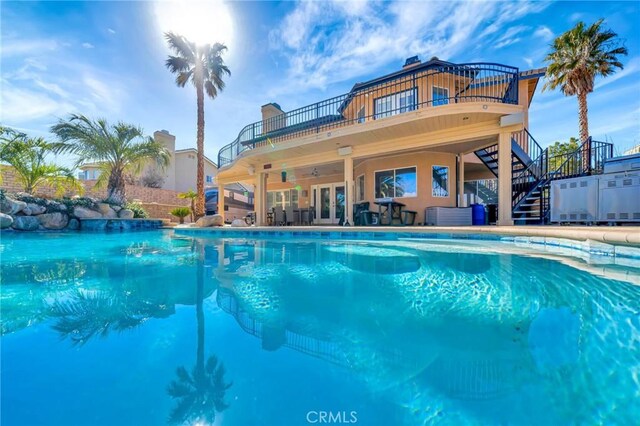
[231,218,248,227]
[0,213,13,229]
[47,200,67,212]
[67,218,80,230]
[0,197,27,215]
[118,209,135,219]
[23,203,47,216]
[111,205,122,212]
[73,207,102,219]
[11,216,40,231]
[38,212,69,230]
[195,214,224,227]
[97,203,118,218]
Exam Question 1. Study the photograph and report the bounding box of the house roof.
[349,57,456,92]
[519,67,546,106]
[174,148,218,168]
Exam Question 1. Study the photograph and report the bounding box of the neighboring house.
[215,56,613,225]
[79,130,219,193]
[624,144,640,155]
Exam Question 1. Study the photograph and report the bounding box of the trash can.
[471,203,486,225]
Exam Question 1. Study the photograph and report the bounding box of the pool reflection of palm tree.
[167,240,232,425]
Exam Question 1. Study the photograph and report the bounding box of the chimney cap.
[261,102,282,111]
[403,56,421,67]
[160,129,170,134]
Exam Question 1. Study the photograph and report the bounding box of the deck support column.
[497,131,514,226]
[344,156,354,226]
[255,172,267,226]
[217,182,225,222]
[457,155,466,207]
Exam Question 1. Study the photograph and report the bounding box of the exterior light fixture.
[281,171,287,182]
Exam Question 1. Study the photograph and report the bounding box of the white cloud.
[494,25,529,49]
[534,26,554,41]
[0,38,59,57]
[81,42,95,49]
[523,57,534,67]
[0,81,75,123]
[268,0,551,97]
[107,28,116,34]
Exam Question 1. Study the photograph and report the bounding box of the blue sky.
[1,0,639,166]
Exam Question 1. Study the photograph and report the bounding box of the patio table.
[373,199,406,225]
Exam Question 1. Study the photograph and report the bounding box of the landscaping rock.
[0,213,13,229]
[231,218,248,227]
[0,197,27,215]
[23,203,47,216]
[195,214,224,227]
[38,212,69,230]
[118,209,135,219]
[111,205,122,212]
[47,200,67,212]
[11,216,40,231]
[73,207,102,219]
[97,203,118,218]
[67,218,80,230]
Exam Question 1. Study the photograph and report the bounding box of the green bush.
[170,207,191,224]
[124,201,148,218]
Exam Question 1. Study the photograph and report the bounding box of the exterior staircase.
[474,130,614,224]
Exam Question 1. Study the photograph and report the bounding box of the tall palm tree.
[165,32,230,218]
[0,128,82,196]
[50,114,170,205]
[544,19,627,166]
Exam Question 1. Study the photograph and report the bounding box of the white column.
[217,182,225,221]
[344,156,354,226]
[458,155,466,207]
[497,131,513,226]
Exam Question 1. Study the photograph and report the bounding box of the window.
[432,86,449,106]
[374,167,417,198]
[374,88,417,119]
[267,189,299,209]
[357,106,365,124]
[356,174,365,202]
[206,175,213,183]
[432,166,449,197]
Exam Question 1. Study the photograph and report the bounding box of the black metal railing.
[512,137,614,221]
[218,63,519,167]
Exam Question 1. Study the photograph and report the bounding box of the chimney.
[403,56,421,69]
[261,102,285,133]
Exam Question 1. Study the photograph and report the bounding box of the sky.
[1,0,639,167]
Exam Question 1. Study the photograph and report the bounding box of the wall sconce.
[281,171,287,182]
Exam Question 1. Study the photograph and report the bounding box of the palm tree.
[50,114,170,205]
[178,189,198,222]
[165,32,230,218]
[544,19,628,166]
[0,128,82,196]
[167,240,231,424]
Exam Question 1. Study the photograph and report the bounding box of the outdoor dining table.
[293,208,314,225]
[374,199,406,225]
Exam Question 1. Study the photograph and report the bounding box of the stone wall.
[1,167,189,222]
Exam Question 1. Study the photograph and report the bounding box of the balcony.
[218,62,520,168]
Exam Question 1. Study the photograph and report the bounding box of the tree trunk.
[107,168,126,205]
[577,91,590,172]
[194,54,206,219]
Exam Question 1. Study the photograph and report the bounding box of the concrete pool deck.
[175,225,640,246]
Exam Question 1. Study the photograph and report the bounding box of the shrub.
[170,207,191,224]
[124,201,148,218]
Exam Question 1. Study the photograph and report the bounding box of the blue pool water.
[1,230,639,425]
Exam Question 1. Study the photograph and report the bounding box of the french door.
[312,183,345,224]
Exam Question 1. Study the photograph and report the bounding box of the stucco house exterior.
[79,130,219,193]
[216,56,596,226]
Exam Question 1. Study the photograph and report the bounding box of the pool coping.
[173,225,640,260]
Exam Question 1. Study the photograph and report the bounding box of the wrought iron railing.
[218,63,520,167]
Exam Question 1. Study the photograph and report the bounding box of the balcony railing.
[218,62,520,167]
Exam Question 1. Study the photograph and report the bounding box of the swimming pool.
[1,230,639,425]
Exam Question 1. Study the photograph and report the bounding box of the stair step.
[513,216,543,220]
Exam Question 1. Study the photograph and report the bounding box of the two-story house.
[214,56,608,226]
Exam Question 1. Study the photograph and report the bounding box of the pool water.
[1,230,639,425]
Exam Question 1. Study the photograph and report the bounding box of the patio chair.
[273,206,285,226]
[300,208,313,225]
[361,210,380,226]
[354,202,370,226]
[402,210,417,226]
[285,205,296,226]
